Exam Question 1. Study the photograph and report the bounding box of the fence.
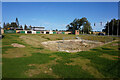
[20,31,25,33]
[36,31,40,34]
[4,30,16,33]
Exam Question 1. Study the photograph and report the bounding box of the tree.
[102,29,105,32]
[16,18,19,27]
[3,18,20,30]
[11,22,18,28]
[66,17,92,34]
[29,25,32,29]
[20,25,23,29]
[66,24,70,29]
[82,22,92,34]
[56,29,58,31]
[66,24,72,31]
[6,23,11,29]
[3,22,7,29]
[24,24,27,30]
[103,19,120,35]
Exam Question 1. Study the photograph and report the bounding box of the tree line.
[66,17,92,34]
[3,18,32,30]
[3,17,119,36]
[102,19,120,35]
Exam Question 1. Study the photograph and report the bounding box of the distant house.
[31,27,45,31]
[16,28,23,30]
[16,28,23,33]
[93,31,105,35]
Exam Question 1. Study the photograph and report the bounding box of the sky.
[1,0,120,2]
[2,2,119,31]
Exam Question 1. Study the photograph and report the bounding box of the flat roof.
[32,27,44,28]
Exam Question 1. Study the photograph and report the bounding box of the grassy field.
[2,34,120,78]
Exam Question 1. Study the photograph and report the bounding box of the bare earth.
[41,39,104,52]
[11,43,25,48]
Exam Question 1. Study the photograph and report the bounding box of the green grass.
[52,64,94,78]
[3,53,54,78]
[2,34,120,78]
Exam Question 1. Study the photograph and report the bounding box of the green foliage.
[29,25,32,29]
[3,18,19,30]
[20,25,23,29]
[24,24,28,30]
[11,23,17,28]
[16,18,19,27]
[104,19,120,35]
[66,17,92,34]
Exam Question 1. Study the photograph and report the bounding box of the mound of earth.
[11,43,25,48]
[42,39,104,52]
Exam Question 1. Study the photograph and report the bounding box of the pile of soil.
[11,43,25,48]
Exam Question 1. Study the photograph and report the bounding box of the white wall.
[32,27,44,31]
[44,31,46,34]
[25,31,27,34]
[49,30,53,34]
[32,31,36,34]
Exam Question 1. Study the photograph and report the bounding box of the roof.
[16,28,23,30]
[31,27,44,28]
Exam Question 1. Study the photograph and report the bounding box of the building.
[16,28,23,33]
[0,28,4,35]
[75,30,79,35]
[64,31,72,34]
[93,31,105,35]
[31,27,45,31]
[0,27,1,35]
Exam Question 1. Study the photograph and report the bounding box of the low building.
[31,27,44,31]
[93,31,105,35]
[75,30,79,35]
[64,31,72,34]
[16,28,23,33]
[32,31,36,34]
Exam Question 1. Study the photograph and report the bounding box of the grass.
[2,34,120,78]
[0,39,2,79]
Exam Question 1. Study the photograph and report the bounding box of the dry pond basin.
[42,39,104,52]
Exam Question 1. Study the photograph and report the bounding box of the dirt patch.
[25,63,59,78]
[42,39,104,53]
[3,48,32,58]
[11,43,25,48]
[65,57,104,78]
[100,54,118,60]
[111,43,119,46]
[25,55,61,78]
[20,35,47,48]
[49,55,58,58]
